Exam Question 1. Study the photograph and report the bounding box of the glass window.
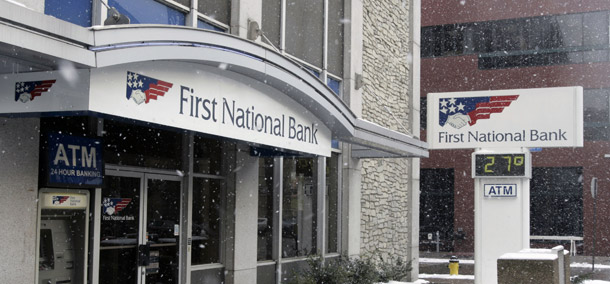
[326,153,339,253]
[197,19,226,32]
[285,0,324,68]
[328,0,345,77]
[191,177,222,265]
[193,136,222,175]
[530,167,583,237]
[174,0,190,7]
[103,120,183,169]
[198,0,230,25]
[109,0,185,25]
[282,157,317,258]
[257,158,275,261]
[45,0,93,27]
[262,0,282,49]
[327,77,341,96]
[584,89,610,124]
[583,11,609,47]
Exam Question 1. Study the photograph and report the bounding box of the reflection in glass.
[257,158,274,261]
[146,179,181,284]
[326,153,339,253]
[104,120,182,169]
[191,178,222,264]
[193,136,222,175]
[100,176,140,284]
[109,0,185,25]
[282,157,317,258]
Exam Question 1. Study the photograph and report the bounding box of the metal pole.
[436,231,440,253]
[591,194,597,271]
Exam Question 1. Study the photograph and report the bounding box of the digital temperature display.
[474,153,527,177]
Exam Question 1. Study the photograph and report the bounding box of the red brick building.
[421,0,610,256]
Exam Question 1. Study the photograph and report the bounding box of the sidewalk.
[418,252,610,284]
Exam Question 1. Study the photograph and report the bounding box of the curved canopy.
[0,2,427,157]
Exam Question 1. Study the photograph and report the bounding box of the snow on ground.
[419,274,475,280]
[583,281,610,284]
[420,258,475,264]
[571,262,610,269]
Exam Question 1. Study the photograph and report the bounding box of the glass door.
[144,176,181,284]
[100,172,182,284]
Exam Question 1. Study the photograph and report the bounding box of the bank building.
[0,0,426,283]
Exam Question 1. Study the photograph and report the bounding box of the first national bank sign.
[0,62,332,156]
[427,87,583,149]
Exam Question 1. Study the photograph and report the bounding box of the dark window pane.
[583,11,609,47]
[262,0,282,48]
[530,167,583,237]
[285,0,324,68]
[45,0,93,27]
[193,136,222,175]
[198,19,226,32]
[328,0,344,76]
[109,0,185,25]
[419,169,454,252]
[257,158,274,261]
[282,157,317,258]
[174,0,190,7]
[584,89,610,124]
[556,13,583,47]
[103,120,183,170]
[327,77,341,96]
[198,0,230,25]
[191,178,222,264]
[326,153,339,253]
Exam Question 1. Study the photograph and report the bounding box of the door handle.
[138,243,150,266]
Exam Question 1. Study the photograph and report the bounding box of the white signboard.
[41,193,88,209]
[483,184,517,197]
[0,70,91,114]
[0,62,332,156]
[427,87,583,149]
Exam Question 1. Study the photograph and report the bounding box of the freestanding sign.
[427,87,583,284]
[427,87,583,149]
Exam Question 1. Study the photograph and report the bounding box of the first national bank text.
[438,129,567,144]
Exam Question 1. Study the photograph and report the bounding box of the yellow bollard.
[448,256,459,275]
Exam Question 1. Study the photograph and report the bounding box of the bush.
[287,253,412,284]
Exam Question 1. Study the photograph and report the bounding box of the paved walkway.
[418,252,610,283]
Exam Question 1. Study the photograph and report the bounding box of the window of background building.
[530,167,583,238]
[282,157,317,258]
[419,169,455,252]
[422,10,610,69]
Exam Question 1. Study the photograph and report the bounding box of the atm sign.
[47,133,103,187]
[484,184,517,197]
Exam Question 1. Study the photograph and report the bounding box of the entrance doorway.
[99,170,182,284]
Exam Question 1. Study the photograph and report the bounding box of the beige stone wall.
[361,0,413,262]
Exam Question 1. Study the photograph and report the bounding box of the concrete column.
[340,0,364,259]
[0,118,39,284]
[407,0,422,280]
[230,0,262,41]
[225,143,259,284]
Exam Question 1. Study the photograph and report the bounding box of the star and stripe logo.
[102,197,132,216]
[52,196,70,205]
[439,95,519,129]
[126,71,173,105]
[14,80,57,103]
